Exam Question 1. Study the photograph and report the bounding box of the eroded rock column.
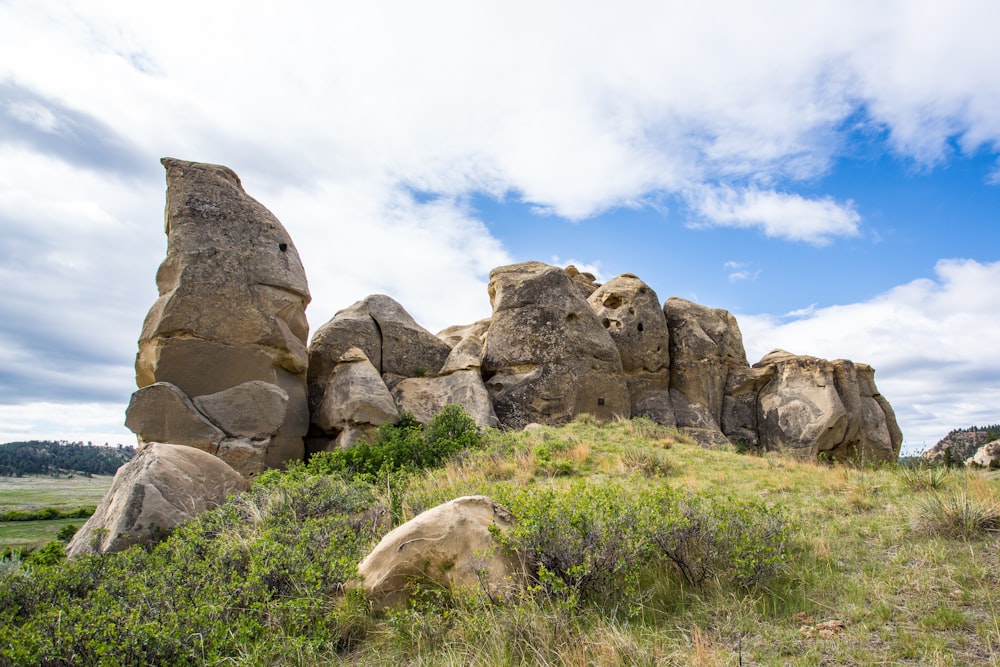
[127,158,312,476]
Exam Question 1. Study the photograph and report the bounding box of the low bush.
[305,405,484,480]
[0,473,383,665]
[649,494,792,589]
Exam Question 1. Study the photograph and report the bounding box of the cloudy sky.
[1,1,998,454]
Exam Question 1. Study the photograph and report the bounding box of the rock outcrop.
[752,351,901,462]
[482,262,630,428]
[127,158,311,476]
[118,159,902,480]
[588,274,674,425]
[66,443,248,557]
[968,440,1000,468]
[663,297,750,446]
[357,495,523,609]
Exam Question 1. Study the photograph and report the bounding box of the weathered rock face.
[588,274,674,425]
[482,262,630,429]
[663,297,749,444]
[357,495,523,609]
[312,347,400,450]
[306,296,493,451]
[968,440,1000,468]
[753,350,902,462]
[128,159,311,475]
[66,443,248,557]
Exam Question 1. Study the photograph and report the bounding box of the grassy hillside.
[1,415,998,666]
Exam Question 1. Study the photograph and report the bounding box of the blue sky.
[1,1,998,453]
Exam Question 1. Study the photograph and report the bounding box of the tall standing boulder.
[128,159,312,475]
[663,297,749,445]
[588,274,674,425]
[482,262,629,428]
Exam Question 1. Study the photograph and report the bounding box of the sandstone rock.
[124,382,225,454]
[663,297,749,435]
[969,440,1000,468]
[564,264,600,297]
[753,350,901,462]
[721,365,775,449]
[66,443,248,557]
[437,319,491,349]
[391,371,498,428]
[308,295,452,431]
[193,380,289,438]
[389,323,498,428]
[357,495,523,609]
[314,348,399,449]
[588,274,674,425]
[132,158,311,469]
[482,262,629,428]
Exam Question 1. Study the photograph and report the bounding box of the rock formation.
[66,443,248,557]
[481,262,630,429]
[127,158,312,476]
[588,274,674,425]
[357,495,523,609]
[751,350,901,462]
[305,294,495,453]
[116,159,902,479]
[968,440,1000,468]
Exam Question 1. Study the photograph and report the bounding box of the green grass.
[0,475,112,549]
[0,474,113,513]
[0,518,84,549]
[3,417,1000,665]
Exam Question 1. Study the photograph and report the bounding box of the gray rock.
[314,347,400,444]
[124,382,225,454]
[133,159,311,469]
[663,296,749,433]
[482,262,629,428]
[588,274,674,425]
[66,443,248,557]
[193,380,289,438]
[969,440,1000,468]
[392,370,498,428]
[753,350,901,462]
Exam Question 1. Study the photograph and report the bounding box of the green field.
[0,475,112,549]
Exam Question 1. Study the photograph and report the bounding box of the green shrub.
[494,481,665,609]
[649,494,791,589]
[0,473,382,665]
[305,405,484,479]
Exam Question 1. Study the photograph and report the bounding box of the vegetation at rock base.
[1,409,999,665]
[0,440,135,477]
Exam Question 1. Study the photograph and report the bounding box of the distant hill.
[922,424,1000,465]
[0,440,136,477]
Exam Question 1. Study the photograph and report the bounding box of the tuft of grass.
[913,483,1000,539]
[895,462,951,491]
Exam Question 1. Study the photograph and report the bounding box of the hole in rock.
[602,317,611,328]
[597,398,605,406]
[603,295,623,309]
[278,243,288,252]
[637,322,644,332]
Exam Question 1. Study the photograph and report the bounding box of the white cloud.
[688,186,861,244]
[0,402,133,446]
[0,1,999,447]
[738,259,1000,452]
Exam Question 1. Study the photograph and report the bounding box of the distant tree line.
[945,424,1000,442]
[0,441,136,477]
